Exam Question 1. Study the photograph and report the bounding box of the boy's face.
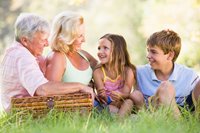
[146,45,172,70]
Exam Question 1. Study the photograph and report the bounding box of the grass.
[0,108,200,133]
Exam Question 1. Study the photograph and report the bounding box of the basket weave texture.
[11,92,92,116]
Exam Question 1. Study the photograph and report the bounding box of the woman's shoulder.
[46,51,66,63]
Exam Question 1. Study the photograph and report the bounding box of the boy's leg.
[118,99,133,117]
[129,90,145,111]
[192,79,200,112]
[151,81,180,118]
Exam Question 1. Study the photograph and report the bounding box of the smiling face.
[97,38,112,65]
[21,31,49,57]
[146,45,172,70]
[72,24,85,51]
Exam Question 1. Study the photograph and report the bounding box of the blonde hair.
[49,11,84,53]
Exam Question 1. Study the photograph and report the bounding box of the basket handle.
[47,97,54,109]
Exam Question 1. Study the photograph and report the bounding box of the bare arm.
[111,67,135,100]
[81,50,98,69]
[45,52,65,81]
[35,81,93,96]
[93,68,107,104]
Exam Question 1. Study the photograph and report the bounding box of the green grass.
[0,108,199,133]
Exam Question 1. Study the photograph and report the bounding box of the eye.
[98,46,100,50]
[104,46,109,50]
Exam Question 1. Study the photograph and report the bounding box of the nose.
[45,40,49,47]
[81,36,85,43]
[146,51,151,59]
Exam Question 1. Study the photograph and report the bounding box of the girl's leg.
[118,99,133,117]
[109,104,119,114]
[130,90,145,111]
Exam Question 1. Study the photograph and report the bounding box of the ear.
[167,51,175,61]
[19,36,29,46]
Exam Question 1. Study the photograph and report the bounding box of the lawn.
[0,108,199,133]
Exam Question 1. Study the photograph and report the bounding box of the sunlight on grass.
[0,108,200,133]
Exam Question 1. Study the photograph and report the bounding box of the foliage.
[0,0,200,69]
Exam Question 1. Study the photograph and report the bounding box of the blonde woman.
[45,11,97,102]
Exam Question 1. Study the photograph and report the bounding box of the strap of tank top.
[77,51,89,62]
[101,67,107,82]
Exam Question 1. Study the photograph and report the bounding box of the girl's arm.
[45,52,66,81]
[80,50,98,69]
[93,68,107,104]
[111,67,135,100]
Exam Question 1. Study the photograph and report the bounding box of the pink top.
[0,42,48,112]
[101,67,124,96]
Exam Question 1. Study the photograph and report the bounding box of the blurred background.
[0,0,200,70]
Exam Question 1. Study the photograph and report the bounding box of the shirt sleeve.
[17,54,48,96]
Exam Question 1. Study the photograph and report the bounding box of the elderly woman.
[0,13,93,112]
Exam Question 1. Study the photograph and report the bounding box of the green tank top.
[62,51,93,85]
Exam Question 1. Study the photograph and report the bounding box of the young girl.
[93,33,136,117]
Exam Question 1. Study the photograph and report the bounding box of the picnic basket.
[11,92,93,117]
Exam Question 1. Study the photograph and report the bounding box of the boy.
[131,29,200,117]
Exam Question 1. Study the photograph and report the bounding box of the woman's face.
[72,24,85,51]
[97,38,112,64]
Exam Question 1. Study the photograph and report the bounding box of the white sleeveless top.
[62,51,92,85]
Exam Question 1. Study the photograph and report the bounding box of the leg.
[118,99,133,117]
[152,81,180,118]
[109,104,119,114]
[192,79,200,112]
[130,90,145,111]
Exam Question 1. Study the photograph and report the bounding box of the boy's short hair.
[147,29,181,62]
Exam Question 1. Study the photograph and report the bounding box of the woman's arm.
[45,52,66,81]
[80,50,98,69]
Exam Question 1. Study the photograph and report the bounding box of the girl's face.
[72,24,85,51]
[97,38,112,64]
[146,45,171,70]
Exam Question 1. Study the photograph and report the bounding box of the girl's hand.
[110,91,123,102]
[98,89,107,104]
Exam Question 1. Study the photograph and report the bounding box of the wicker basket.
[11,92,93,117]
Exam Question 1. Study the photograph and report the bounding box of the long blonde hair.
[49,11,84,53]
[100,34,136,82]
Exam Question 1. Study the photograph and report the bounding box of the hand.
[80,85,95,103]
[110,91,122,102]
[98,89,107,104]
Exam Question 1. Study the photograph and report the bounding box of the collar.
[150,63,178,82]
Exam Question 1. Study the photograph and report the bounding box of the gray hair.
[14,13,49,42]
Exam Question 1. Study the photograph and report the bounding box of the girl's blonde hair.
[49,11,84,53]
[100,34,136,83]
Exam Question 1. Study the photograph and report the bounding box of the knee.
[124,99,133,106]
[157,81,175,98]
[130,90,144,104]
